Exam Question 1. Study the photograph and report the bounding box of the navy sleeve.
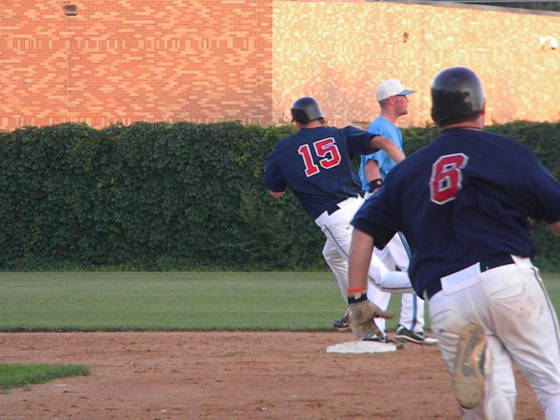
[342,126,381,160]
[523,154,560,223]
[490,139,560,224]
[262,149,286,193]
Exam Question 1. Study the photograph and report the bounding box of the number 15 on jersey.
[298,137,342,177]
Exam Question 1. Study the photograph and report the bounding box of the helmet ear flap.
[430,67,485,127]
[291,108,310,125]
[291,97,323,125]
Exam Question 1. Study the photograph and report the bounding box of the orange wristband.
[347,286,367,294]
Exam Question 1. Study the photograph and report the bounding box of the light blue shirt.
[359,116,404,191]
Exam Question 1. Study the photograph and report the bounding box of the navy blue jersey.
[352,128,560,296]
[263,126,378,219]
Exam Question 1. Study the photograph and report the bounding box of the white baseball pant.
[427,255,560,419]
[366,233,426,333]
[314,196,412,300]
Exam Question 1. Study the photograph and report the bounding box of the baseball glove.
[348,297,394,339]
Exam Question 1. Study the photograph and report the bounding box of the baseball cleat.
[362,335,404,350]
[332,311,350,331]
[395,325,438,345]
[452,323,486,410]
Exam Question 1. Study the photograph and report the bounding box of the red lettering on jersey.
[298,137,341,177]
[298,144,320,177]
[430,153,469,205]
[314,138,341,169]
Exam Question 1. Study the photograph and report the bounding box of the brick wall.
[1,1,559,130]
[273,1,560,128]
[0,0,273,129]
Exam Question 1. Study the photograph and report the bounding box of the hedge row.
[0,121,559,271]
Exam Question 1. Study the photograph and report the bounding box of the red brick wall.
[1,1,559,130]
[273,1,560,128]
[0,0,272,129]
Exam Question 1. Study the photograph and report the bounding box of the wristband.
[368,178,383,192]
[347,293,368,304]
[347,286,367,304]
[347,286,367,294]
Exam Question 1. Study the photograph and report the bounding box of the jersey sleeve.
[473,138,560,225]
[361,152,378,165]
[262,149,286,193]
[523,155,560,223]
[364,122,392,164]
[341,126,380,159]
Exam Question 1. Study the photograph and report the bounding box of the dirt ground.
[0,332,543,420]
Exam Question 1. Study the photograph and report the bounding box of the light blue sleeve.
[358,118,395,191]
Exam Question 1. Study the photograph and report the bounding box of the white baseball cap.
[375,79,415,102]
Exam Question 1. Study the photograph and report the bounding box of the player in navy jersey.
[263,97,413,341]
[347,67,560,418]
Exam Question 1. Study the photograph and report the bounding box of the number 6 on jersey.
[430,153,468,204]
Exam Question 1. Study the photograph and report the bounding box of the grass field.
[1,271,559,332]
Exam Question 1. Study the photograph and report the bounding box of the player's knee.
[322,245,338,261]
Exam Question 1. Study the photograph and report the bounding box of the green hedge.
[0,121,559,271]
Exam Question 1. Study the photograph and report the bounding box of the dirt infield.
[0,332,543,420]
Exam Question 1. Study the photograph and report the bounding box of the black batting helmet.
[291,97,324,125]
[430,67,485,127]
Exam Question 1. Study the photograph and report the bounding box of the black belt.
[325,195,360,215]
[326,204,340,215]
[424,255,515,300]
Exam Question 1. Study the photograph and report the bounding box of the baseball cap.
[375,79,415,102]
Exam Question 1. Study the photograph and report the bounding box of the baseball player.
[263,97,413,339]
[346,67,560,419]
[358,79,435,345]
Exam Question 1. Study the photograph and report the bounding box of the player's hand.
[268,190,285,199]
[347,296,394,339]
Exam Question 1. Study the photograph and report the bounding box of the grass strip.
[0,363,90,391]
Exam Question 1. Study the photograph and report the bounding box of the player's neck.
[301,120,323,129]
[379,110,398,125]
[443,120,484,132]
[443,126,483,132]
[443,114,485,131]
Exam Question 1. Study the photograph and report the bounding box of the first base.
[326,340,397,354]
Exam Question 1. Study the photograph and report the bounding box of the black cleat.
[362,335,404,350]
[332,312,350,331]
[395,324,438,345]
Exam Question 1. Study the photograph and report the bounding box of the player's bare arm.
[369,135,405,163]
[347,228,393,339]
[550,220,560,236]
[364,160,381,183]
[269,191,285,199]
[364,160,382,193]
[348,228,375,291]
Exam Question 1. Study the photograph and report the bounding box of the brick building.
[1,1,559,130]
